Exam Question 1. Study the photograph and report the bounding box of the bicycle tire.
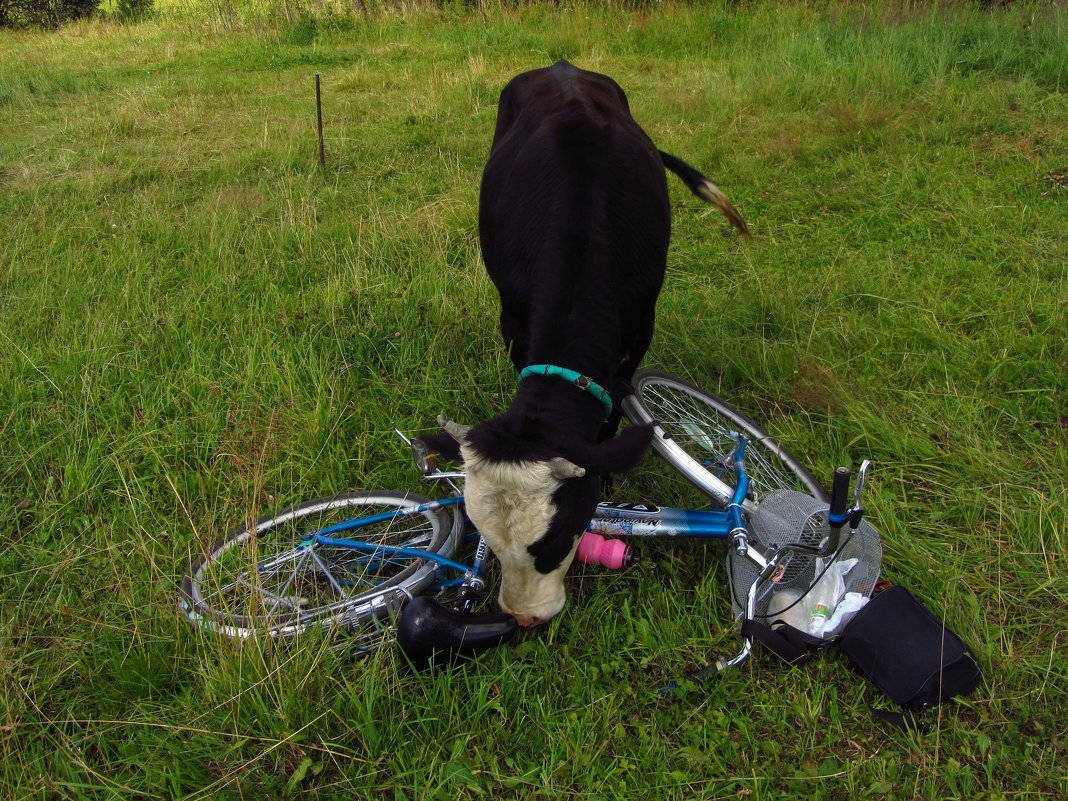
[621,370,828,507]
[179,491,458,642]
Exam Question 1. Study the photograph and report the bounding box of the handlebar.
[676,461,873,687]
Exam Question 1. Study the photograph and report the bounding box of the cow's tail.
[659,151,749,237]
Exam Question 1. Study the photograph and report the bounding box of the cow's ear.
[582,424,654,475]
[416,432,463,462]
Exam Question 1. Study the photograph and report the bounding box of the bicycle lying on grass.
[179,369,883,672]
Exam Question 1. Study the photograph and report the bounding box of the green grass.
[2,1,1066,798]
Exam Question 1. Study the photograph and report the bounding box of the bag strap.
[658,620,825,694]
[865,690,934,733]
[741,619,827,665]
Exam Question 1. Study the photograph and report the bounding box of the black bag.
[839,585,981,729]
[740,618,828,666]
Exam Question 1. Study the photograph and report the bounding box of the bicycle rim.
[180,491,456,642]
[623,370,827,506]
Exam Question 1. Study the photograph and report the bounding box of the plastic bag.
[769,557,867,638]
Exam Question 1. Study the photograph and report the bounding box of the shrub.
[114,0,152,23]
[0,0,101,28]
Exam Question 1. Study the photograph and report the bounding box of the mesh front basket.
[727,489,882,626]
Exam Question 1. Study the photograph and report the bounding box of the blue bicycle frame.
[303,497,485,591]
[298,438,755,594]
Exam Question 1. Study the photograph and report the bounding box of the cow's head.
[436,417,652,627]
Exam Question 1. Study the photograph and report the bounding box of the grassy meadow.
[1,1,1066,798]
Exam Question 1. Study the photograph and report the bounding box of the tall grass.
[2,2,1066,798]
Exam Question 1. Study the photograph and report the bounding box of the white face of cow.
[458,443,585,627]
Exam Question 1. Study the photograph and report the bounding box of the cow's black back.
[479,61,670,391]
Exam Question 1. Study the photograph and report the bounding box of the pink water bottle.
[577,531,640,570]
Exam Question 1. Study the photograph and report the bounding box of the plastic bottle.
[809,602,830,634]
[803,556,860,637]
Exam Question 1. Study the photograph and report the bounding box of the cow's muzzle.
[510,613,547,629]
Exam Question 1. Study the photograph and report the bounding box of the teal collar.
[518,364,613,420]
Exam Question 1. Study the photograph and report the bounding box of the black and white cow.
[429,61,746,627]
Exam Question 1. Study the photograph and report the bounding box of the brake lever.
[411,439,433,475]
[849,459,871,528]
[394,425,440,476]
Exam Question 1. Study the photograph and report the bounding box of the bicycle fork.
[673,460,871,688]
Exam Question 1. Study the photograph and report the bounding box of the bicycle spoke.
[646,386,733,457]
[248,546,311,576]
[626,370,827,505]
[264,546,314,617]
[181,491,455,641]
[309,548,352,598]
[234,573,307,615]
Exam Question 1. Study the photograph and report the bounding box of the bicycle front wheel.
[622,370,827,507]
[180,491,458,644]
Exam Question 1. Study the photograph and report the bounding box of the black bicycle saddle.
[396,597,518,668]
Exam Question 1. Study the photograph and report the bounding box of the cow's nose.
[511,613,545,629]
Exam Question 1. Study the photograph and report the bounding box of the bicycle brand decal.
[598,503,661,513]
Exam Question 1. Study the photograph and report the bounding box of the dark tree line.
[1,0,152,28]
[1,0,99,27]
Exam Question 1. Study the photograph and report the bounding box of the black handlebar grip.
[829,466,851,524]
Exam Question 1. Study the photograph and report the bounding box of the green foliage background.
[1,2,1065,798]
[0,0,101,29]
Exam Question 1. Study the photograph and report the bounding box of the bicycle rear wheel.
[180,491,458,645]
[622,370,827,507]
